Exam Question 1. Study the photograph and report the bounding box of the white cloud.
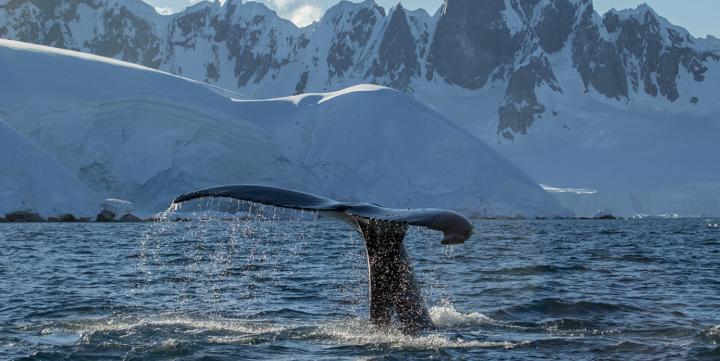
[188,0,225,5]
[154,6,176,15]
[269,0,296,10]
[289,4,322,27]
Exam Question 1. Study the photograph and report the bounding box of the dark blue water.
[1,218,719,360]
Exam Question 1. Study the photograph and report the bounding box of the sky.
[143,0,719,38]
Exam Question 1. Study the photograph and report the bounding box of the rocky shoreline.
[1,210,146,223]
[0,210,632,223]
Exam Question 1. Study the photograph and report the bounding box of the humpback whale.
[172,185,473,334]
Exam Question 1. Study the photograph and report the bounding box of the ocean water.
[1,217,719,360]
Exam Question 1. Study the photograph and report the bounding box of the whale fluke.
[172,184,473,333]
[173,185,472,245]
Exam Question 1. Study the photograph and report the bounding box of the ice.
[0,39,567,218]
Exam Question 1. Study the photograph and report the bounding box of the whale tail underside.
[172,184,473,334]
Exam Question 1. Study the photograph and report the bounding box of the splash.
[53,314,287,336]
[699,325,720,345]
[429,302,494,328]
[311,319,520,350]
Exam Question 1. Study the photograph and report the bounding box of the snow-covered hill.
[0,118,99,217]
[1,0,718,216]
[0,39,566,217]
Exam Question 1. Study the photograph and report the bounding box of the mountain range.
[2,0,718,134]
[1,0,719,216]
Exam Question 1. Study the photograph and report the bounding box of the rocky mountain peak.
[0,0,717,140]
[367,3,421,90]
[428,0,518,89]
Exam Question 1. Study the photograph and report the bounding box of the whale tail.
[172,184,473,333]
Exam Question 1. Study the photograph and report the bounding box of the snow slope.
[227,85,565,216]
[0,118,99,217]
[0,39,286,213]
[0,39,567,217]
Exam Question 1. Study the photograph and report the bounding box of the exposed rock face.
[1,0,163,67]
[571,2,628,99]
[368,5,420,91]
[0,0,718,138]
[428,0,517,89]
[324,1,384,80]
[604,5,717,101]
[167,0,304,87]
[533,0,577,53]
[498,56,562,138]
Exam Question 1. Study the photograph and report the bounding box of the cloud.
[269,0,296,10]
[154,6,176,15]
[188,0,226,5]
[289,4,322,27]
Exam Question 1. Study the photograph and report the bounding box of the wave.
[202,315,524,350]
[488,264,588,276]
[428,303,494,328]
[309,319,523,350]
[52,314,286,337]
[42,311,525,351]
[599,229,626,235]
[539,318,605,332]
[426,303,609,335]
[619,254,661,263]
[497,298,638,319]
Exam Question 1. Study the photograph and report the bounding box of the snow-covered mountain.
[0,39,566,217]
[0,118,99,217]
[2,0,717,134]
[1,0,719,216]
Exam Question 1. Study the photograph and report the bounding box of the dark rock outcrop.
[5,211,45,222]
[368,4,420,91]
[47,214,78,222]
[325,1,384,80]
[119,213,143,222]
[572,3,628,99]
[533,0,578,53]
[605,5,715,102]
[95,209,116,222]
[57,213,78,222]
[498,56,562,138]
[428,0,518,89]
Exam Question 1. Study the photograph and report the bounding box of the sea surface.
[1,217,719,360]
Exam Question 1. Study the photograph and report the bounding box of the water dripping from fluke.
[169,184,473,334]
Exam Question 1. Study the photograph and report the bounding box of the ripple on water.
[2,219,719,360]
[488,264,588,276]
[496,298,638,320]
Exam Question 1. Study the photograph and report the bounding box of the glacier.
[0,118,99,217]
[0,39,568,218]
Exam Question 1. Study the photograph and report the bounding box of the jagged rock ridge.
[0,0,718,139]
